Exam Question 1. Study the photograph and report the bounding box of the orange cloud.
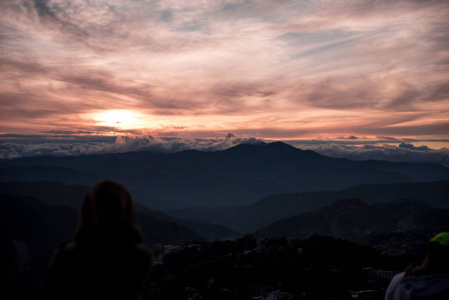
[0,0,448,140]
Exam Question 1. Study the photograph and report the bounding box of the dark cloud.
[32,0,88,39]
[383,81,449,110]
[376,136,400,141]
[301,77,449,112]
[33,0,57,20]
[398,142,430,151]
[363,122,449,136]
[303,79,381,109]
[0,134,115,144]
[0,57,47,75]
[211,82,276,98]
[43,130,95,135]
[216,0,291,20]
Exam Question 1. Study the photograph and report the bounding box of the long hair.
[75,179,143,244]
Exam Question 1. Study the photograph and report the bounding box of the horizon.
[1,0,448,144]
[1,133,449,167]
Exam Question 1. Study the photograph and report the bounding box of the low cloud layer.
[310,144,449,167]
[289,137,449,167]
[0,133,261,159]
[1,134,448,167]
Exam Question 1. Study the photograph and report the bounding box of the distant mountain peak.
[264,141,298,151]
[222,141,267,153]
[224,141,301,154]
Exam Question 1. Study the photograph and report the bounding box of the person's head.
[75,179,143,243]
[423,232,449,273]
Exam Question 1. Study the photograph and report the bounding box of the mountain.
[252,198,449,253]
[0,194,78,287]
[167,180,449,233]
[0,165,97,185]
[0,193,201,247]
[1,142,448,210]
[0,181,237,241]
[0,181,89,208]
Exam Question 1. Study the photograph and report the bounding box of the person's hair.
[75,179,143,244]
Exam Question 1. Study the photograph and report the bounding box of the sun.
[94,110,144,129]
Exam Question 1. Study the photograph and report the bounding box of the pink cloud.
[0,0,448,139]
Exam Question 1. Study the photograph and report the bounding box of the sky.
[1,0,449,161]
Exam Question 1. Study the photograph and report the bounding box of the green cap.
[430,232,449,247]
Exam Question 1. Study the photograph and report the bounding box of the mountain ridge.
[1,142,448,210]
[0,181,238,241]
[253,197,449,249]
[167,180,449,233]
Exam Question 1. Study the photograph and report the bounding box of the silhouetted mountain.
[0,165,97,184]
[0,181,236,241]
[0,193,201,246]
[0,194,80,287]
[253,198,449,249]
[167,180,449,233]
[0,181,89,208]
[1,142,448,210]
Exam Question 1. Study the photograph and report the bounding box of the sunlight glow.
[93,110,145,129]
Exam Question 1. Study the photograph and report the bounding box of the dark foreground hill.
[0,193,202,287]
[3,232,417,300]
[253,198,449,254]
[1,142,448,210]
[167,180,449,233]
[147,235,415,300]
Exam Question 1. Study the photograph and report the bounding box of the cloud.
[0,133,262,159]
[43,130,95,135]
[0,0,448,138]
[1,134,448,169]
[310,143,449,167]
[398,142,430,151]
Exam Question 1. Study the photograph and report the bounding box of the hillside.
[0,193,202,286]
[167,180,449,233]
[1,142,448,210]
[0,181,238,241]
[253,198,449,253]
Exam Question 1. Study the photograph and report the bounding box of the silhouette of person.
[385,232,449,300]
[44,179,153,300]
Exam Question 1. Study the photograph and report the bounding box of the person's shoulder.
[390,271,406,286]
[385,272,407,300]
[401,273,449,298]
